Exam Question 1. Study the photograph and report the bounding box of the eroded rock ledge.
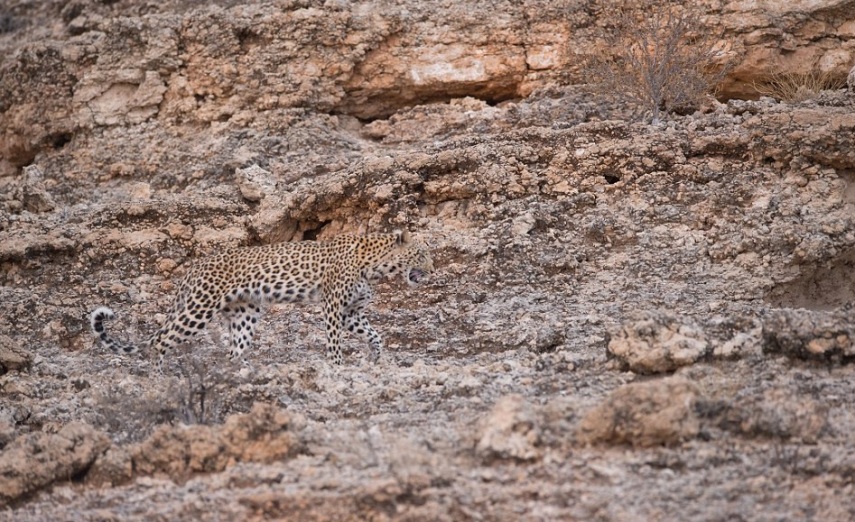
[2,0,854,175]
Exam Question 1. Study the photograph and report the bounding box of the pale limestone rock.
[236,164,276,202]
[475,394,540,461]
[20,165,55,213]
[608,311,711,374]
[0,423,110,506]
[577,378,701,447]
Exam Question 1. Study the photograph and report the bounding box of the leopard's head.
[400,242,434,286]
[369,236,434,286]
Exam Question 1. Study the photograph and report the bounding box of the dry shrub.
[0,12,23,34]
[588,1,730,124]
[95,386,182,444]
[175,354,229,425]
[754,69,847,103]
[94,355,230,443]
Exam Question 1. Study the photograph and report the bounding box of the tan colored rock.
[129,182,152,200]
[577,377,701,447]
[164,222,194,240]
[712,388,828,443]
[607,311,711,374]
[236,164,275,202]
[0,335,32,373]
[73,69,167,127]
[475,394,540,461]
[84,447,133,488]
[155,258,178,274]
[130,403,302,480]
[713,323,763,359]
[3,0,853,165]
[192,225,247,249]
[20,165,55,214]
[762,308,855,360]
[0,2,855,518]
[0,422,110,507]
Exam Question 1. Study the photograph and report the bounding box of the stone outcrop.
[577,377,701,447]
[129,402,303,480]
[607,311,712,374]
[763,307,855,360]
[0,336,32,375]
[0,404,302,505]
[2,0,855,520]
[2,0,853,175]
[0,422,110,507]
[475,394,541,461]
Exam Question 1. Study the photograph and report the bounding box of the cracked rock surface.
[2,1,855,520]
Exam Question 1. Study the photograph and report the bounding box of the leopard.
[90,230,433,371]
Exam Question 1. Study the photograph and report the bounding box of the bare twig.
[588,2,730,124]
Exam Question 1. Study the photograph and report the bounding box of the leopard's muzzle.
[407,268,427,285]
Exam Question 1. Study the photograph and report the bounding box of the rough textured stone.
[19,165,56,213]
[131,403,303,480]
[577,378,701,447]
[607,311,711,374]
[2,0,853,175]
[0,336,32,374]
[475,394,540,461]
[84,446,133,488]
[0,422,110,507]
[236,164,275,203]
[712,388,829,443]
[763,308,855,360]
[1,1,855,520]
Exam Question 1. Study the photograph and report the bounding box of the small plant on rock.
[175,355,227,425]
[588,1,730,124]
[753,68,846,103]
[0,12,19,34]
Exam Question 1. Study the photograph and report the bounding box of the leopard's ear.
[394,230,411,245]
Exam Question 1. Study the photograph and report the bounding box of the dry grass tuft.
[753,70,846,103]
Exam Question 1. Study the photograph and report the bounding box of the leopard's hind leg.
[342,280,383,362]
[150,299,216,372]
[221,301,262,364]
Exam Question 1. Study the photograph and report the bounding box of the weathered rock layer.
[1,0,855,520]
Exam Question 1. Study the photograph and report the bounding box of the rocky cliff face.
[2,0,854,175]
[2,1,855,520]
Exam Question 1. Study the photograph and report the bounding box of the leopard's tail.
[90,307,140,355]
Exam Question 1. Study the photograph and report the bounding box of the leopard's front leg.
[322,294,345,365]
[343,280,383,362]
